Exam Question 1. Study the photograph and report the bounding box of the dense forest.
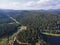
[8,11,60,31]
[0,10,60,45]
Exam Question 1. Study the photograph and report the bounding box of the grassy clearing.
[0,38,9,45]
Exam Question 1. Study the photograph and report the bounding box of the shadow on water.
[0,26,18,38]
[40,33,60,45]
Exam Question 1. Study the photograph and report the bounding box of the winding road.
[6,14,27,45]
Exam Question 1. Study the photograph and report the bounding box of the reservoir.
[41,33,60,45]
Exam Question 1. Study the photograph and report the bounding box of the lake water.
[41,33,60,45]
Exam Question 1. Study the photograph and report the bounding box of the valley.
[0,9,60,45]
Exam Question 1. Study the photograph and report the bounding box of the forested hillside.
[8,11,60,30]
[0,10,60,38]
[0,10,60,45]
